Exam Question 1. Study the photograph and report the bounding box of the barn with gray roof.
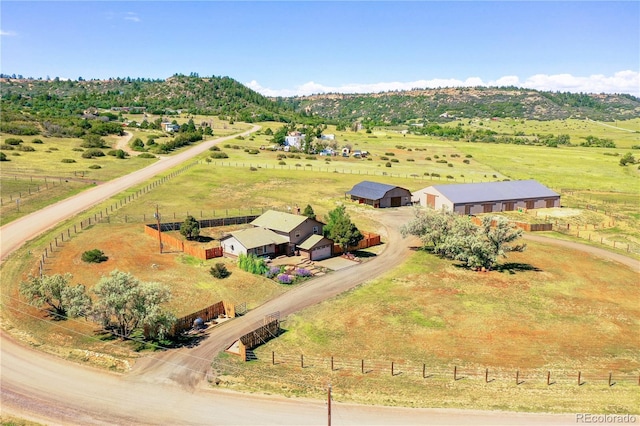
[413,180,560,214]
[347,181,412,208]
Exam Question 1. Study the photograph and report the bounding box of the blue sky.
[1,1,638,96]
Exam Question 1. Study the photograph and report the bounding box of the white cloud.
[0,30,18,37]
[124,12,141,22]
[246,71,640,98]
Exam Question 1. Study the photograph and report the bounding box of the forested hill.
[0,75,297,123]
[280,87,640,124]
[2,75,639,127]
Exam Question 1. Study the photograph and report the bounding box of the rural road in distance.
[0,127,593,425]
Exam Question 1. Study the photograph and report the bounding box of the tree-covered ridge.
[0,74,298,123]
[283,87,640,124]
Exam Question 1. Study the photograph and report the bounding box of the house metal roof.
[347,181,405,200]
[251,210,311,233]
[224,227,289,249]
[432,180,559,204]
[297,234,332,250]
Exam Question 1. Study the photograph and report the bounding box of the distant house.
[285,131,305,149]
[347,181,412,208]
[320,134,335,141]
[220,210,333,261]
[412,180,560,215]
[162,122,180,132]
[341,147,350,157]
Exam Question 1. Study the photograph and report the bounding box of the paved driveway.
[315,255,360,270]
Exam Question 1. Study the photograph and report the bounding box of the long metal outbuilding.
[412,179,560,214]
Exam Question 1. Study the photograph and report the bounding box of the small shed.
[413,180,560,214]
[347,181,412,208]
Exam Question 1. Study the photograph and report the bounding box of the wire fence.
[264,351,640,388]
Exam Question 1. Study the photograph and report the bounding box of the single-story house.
[347,181,413,208]
[221,210,333,261]
[220,227,289,257]
[162,122,180,132]
[412,180,560,215]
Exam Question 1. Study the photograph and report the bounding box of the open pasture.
[215,243,640,413]
[457,118,640,148]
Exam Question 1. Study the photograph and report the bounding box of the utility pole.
[154,205,163,253]
[327,383,332,426]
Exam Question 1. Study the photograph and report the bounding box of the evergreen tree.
[324,205,363,252]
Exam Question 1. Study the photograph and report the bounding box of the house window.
[256,246,262,255]
[526,200,535,209]
[230,245,234,251]
[482,203,493,213]
[464,205,471,215]
[295,230,301,238]
[546,199,555,208]
[313,226,319,234]
[503,202,515,211]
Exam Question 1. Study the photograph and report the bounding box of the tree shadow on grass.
[495,263,542,274]
[194,235,214,243]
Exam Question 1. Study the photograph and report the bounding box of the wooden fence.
[234,320,280,361]
[143,214,261,260]
[171,301,236,336]
[470,216,553,232]
[333,232,382,255]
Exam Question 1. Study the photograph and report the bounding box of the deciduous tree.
[180,215,200,240]
[20,273,91,319]
[91,270,175,340]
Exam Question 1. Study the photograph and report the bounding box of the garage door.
[390,197,401,207]
[311,245,332,261]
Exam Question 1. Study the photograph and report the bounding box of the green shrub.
[247,149,259,155]
[209,145,220,151]
[384,152,395,156]
[82,149,105,158]
[463,159,470,164]
[31,138,44,144]
[88,164,101,169]
[81,249,108,263]
[5,138,23,145]
[380,156,389,161]
[390,158,399,163]
[61,159,76,163]
[210,152,229,159]
[425,157,432,161]
[406,158,414,162]
[278,160,286,165]
[448,163,454,167]
[137,153,156,159]
[72,148,84,152]
[0,152,7,161]
[209,263,231,279]
[0,144,15,150]
[18,145,35,152]
[385,162,392,167]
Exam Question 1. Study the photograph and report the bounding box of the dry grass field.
[212,242,640,413]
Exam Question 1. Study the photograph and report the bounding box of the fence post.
[454,366,457,381]
[547,371,551,386]
[485,368,489,383]
[301,354,304,368]
[361,359,364,374]
[578,371,581,386]
[516,370,520,385]
[272,351,275,365]
[609,373,612,387]
[391,362,394,376]
[331,356,334,371]
[423,364,426,379]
